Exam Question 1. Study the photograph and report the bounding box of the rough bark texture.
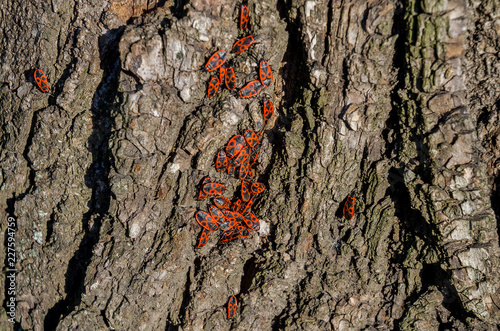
[0,0,499,330]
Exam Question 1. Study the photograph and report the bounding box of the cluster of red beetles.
[195,4,274,248]
[195,129,265,246]
[196,4,280,320]
[196,4,276,247]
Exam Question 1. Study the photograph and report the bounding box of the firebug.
[241,180,252,202]
[231,35,255,54]
[219,65,226,86]
[216,150,229,172]
[226,135,245,158]
[209,205,224,224]
[224,65,237,90]
[244,129,259,149]
[238,80,263,98]
[214,196,231,210]
[258,59,273,87]
[233,145,250,166]
[196,211,218,231]
[343,193,356,221]
[34,69,49,93]
[207,76,220,97]
[197,228,211,248]
[239,5,250,30]
[203,182,226,195]
[242,211,260,231]
[198,177,212,200]
[239,159,250,180]
[263,98,274,120]
[251,182,265,194]
[204,50,227,72]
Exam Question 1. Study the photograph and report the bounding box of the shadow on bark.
[492,166,500,247]
[387,167,474,327]
[276,0,309,112]
[44,27,124,330]
[170,0,188,19]
[178,267,191,326]
[490,175,500,249]
[239,256,257,295]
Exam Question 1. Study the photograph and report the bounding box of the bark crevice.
[44,26,123,329]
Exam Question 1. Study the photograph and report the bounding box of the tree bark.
[1,0,499,330]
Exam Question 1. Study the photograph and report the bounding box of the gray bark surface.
[0,0,499,330]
